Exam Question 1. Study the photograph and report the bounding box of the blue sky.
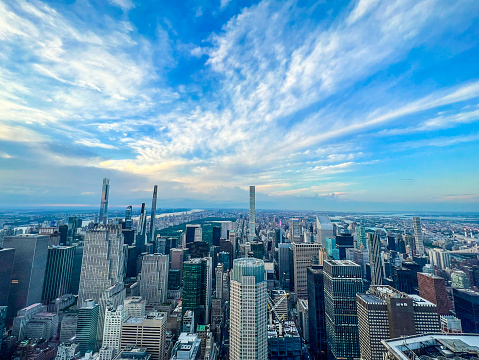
[0,0,478,211]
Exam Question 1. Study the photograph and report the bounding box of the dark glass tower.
[42,245,75,304]
[453,288,479,333]
[77,299,100,355]
[0,248,15,306]
[182,258,211,326]
[307,265,327,360]
[324,260,362,360]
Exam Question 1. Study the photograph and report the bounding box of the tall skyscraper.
[417,273,452,315]
[289,218,301,243]
[149,185,158,243]
[102,304,126,358]
[355,226,367,250]
[77,299,100,355]
[139,254,169,305]
[249,186,256,241]
[453,288,479,333]
[120,312,167,360]
[412,217,424,256]
[78,226,125,343]
[293,243,322,298]
[42,245,75,304]
[137,203,147,254]
[316,216,334,247]
[307,265,327,360]
[230,258,267,360]
[324,260,362,360]
[182,258,212,326]
[100,178,110,226]
[0,247,15,306]
[356,285,440,360]
[125,206,133,230]
[4,235,49,321]
[367,233,383,285]
[429,248,451,270]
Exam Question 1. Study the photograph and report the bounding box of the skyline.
[0,0,479,211]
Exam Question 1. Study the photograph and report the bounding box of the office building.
[124,297,146,318]
[357,286,440,360]
[212,226,221,247]
[125,206,133,230]
[0,247,15,306]
[215,264,224,300]
[113,347,151,360]
[355,226,368,250]
[182,258,212,325]
[249,186,256,241]
[452,270,470,289]
[185,224,202,247]
[100,178,110,225]
[230,258,267,360]
[170,333,201,360]
[392,267,414,294]
[417,273,452,315]
[293,243,321,298]
[42,246,75,304]
[120,312,167,360]
[271,290,288,321]
[139,254,169,305]
[149,185,158,243]
[412,217,424,256]
[368,233,383,285]
[316,216,333,247]
[335,233,354,259]
[428,248,451,270]
[70,243,83,295]
[102,305,126,358]
[441,315,462,334]
[289,218,301,243]
[267,321,302,360]
[4,234,49,321]
[324,260,362,360]
[307,265,327,360]
[137,203,148,254]
[453,288,479,333]
[60,314,78,342]
[297,299,309,342]
[77,299,100,355]
[56,342,80,360]
[78,226,125,342]
[23,311,59,341]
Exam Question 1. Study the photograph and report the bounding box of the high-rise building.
[77,299,100,355]
[451,270,470,289]
[78,226,125,343]
[417,273,452,315]
[100,178,110,225]
[102,304,126,359]
[453,288,479,333]
[182,258,212,325]
[412,217,424,256]
[42,246,75,304]
[170,333,202,360]
[0,247,15,306]
[149,185,158,243]
[230,258,267,360]
[441,315,462,334]
[137,203,147,254]
[124,297,146,318]
[428,248,451,270]
[212,226,221,247]
[125,206,133,230]
[307,265,327,360]
[356,286,440,360]
[289,218,301,243]
[139,254,169,305]
[60,314,78,342]
[249,186,256,242]
[4,235,49,321]
[368,233,383,285]
[120,312,167,360]
[316,216,333,247]
[215,263,224,300]
[293,243,321,298]
[170,248,184,277]
[392,267,414,294]
[355,226,367,250]
[324,260,362,360]
[278,243,293,290]
[185,224,202,246]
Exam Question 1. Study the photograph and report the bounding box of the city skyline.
[0,0,479,211]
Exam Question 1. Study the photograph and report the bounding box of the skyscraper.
[289,218,301,243]
[324,260,362,360]
[100,178,110,226]
[412,217,424,256]
[293,243,322,298]
[139,254,169,305]
[307,265,327,360]
[77,299,100,355]
[182,258,212,326]
[453,288,479,333]
[4,234,49,321]
[316,216,334,247]
[102,304,126,358]
[417,272,452,315]
[42,245,75,304]
[149,185,158,243]
[125,206,133,230]
[249,186,256,241]
[78,226,125,343]
[230,258,267,360]
[0,247,15,306]
[368,233,383,285]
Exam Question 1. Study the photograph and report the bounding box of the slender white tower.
[149,185,158,243]
[413,217,425,255]
[249,186,255,241]
[99,178,110,225]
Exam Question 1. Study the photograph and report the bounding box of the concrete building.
[316,216,333,247]
[441,315,462,334]
[113,347,151,360]
[267,321,302,360]
[120,312,167,360]
[293,243,321,298]
[170,333,201,360]
[124,297,146,318]
[139,254,169,305]
[249,186,256,241]
[230,258,267,360]
[452,270,470,289]
[417,273,453,315]
[102,305,126,359]
[368,233,383,285]
[428,249,451,270]
[99,178,110,225]
[297,299,309,342]
[60,314,78,342]
[307,265,327,360]
[412,217,425,256]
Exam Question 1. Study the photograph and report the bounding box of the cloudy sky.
[0,0,478,211]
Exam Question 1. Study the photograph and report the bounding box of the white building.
[413,217,425,256]
[230,258,267,360]
[102,305,126,359]
[124,297,146,318]
[293,243,322,298]
[139,254,169,304]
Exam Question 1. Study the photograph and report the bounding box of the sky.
[0,0,478,211]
